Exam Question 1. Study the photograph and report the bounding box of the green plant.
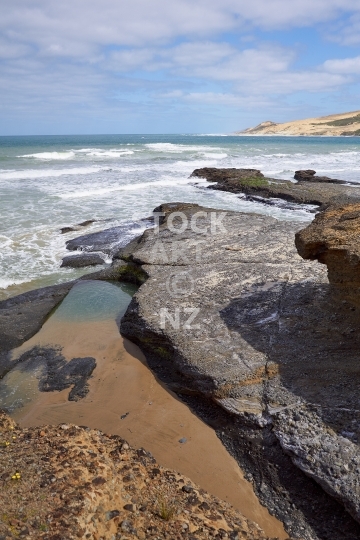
[239,176,269,188]
[156,496,177,521]
[313,114,360,127]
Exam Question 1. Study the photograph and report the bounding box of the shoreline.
[3,170,360,538]
[9,296,285,538]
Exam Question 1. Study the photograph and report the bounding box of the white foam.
[21,152,75,160]
[83,150,134,157]
[0,277,26,289]
[0,166,103,181]
[145,143,222,154]
[59,177,194,199]
[201,152,228,159]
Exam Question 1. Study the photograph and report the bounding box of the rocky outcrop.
[295,202,360,305]
[191,167,360,209]
[119,203,360,539]
[60,219,98,234]
[61,253,105,268]
[0,283,75,355]
[0,411,280,540]
[293,170,353,185]
[65,218,153,257]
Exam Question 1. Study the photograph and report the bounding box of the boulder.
[295,202,360,305]
[61,253,105,268]
[294,170,316,181]
[294,169,352,185]
[65,218,153,256]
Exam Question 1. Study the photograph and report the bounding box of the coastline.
[3,167,360,538]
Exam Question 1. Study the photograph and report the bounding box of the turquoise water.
[1,134,360,296]
[52,280,137,322]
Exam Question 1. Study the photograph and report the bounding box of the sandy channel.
[11,307,286,538]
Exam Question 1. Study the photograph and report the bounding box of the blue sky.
[1,0,360,134]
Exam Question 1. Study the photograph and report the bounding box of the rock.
[60,226,77,234]
[120,202,360,537]
[295,202,360,305]
[1,411,273,540]
[61,253,105,268]
[65,218,153,256]
[0,346,96,408]
[60,219,98,234]
[78,219,97,227]
[0,282,75,366]
[294,169,352,185]
[191,167,360,209]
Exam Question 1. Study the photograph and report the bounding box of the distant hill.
[237,110,360,136]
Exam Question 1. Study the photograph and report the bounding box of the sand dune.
[238,110,360,136]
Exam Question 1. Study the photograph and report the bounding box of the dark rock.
[61,253,105,268]
[0,282,75,360]
[105,510,120,521]
[78,219,97,227]
[60,227,77,234]
[294,169,354,185]
[65,218,153,256]
[0,346,96,406]
[123,504,135,512]
[191,167,360,209]
[92,476,106,486]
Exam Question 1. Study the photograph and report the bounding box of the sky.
[1,0,360,134]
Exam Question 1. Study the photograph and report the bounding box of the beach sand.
[11,311,287,539]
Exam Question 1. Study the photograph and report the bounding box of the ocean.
[1,134,360,299]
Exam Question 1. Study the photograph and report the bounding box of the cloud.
[108,41,350,95]
[1,0,360,133]
[324,56,360,74]
[1,0,359,58]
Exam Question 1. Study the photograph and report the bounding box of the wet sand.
[11,311,287,538]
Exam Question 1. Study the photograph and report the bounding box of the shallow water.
[2,134,359,298]
[3,280,286,537]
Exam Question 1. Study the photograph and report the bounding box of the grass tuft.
[238,176,269,188]
[156,496,178,521]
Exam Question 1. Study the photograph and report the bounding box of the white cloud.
[0,0,358,58]
[1,0,360,133]
[108,41,350,95]
[324,56,360,74]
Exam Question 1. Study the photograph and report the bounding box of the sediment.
[0,411,279,540]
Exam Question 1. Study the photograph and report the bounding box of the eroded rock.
[294,169,351,184]
[0,411,277,540]
[61,253,105,268]
[120,202,360,537]
[295,202,360,305]
[191,167,360,209]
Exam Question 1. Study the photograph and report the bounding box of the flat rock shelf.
[119,202,360,540]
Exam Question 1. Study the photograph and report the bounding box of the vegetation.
[341,129,360,136]
[313,114,360,127]
[156,495,178,521]
[116,262,148,284]
[238,176,270,188]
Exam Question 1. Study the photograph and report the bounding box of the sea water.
[1,134,360,298]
